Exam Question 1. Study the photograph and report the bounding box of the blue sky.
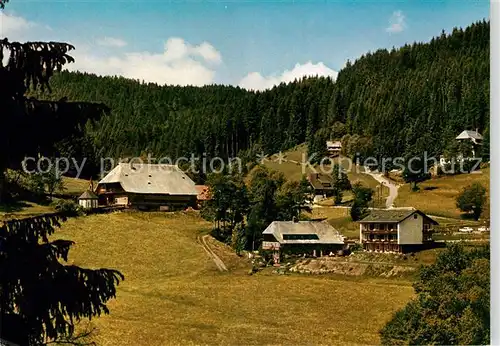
[0,0,490,89]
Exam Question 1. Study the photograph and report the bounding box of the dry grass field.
[52,211,414,345]
[394,167,490,220]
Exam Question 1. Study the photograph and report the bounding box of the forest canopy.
[26,20,489,178]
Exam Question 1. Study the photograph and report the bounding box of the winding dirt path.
[362,168,400,209]
[197,234,228,272]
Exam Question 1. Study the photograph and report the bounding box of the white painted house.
[77,190,99,209]
[455,129,483,157]
[456,129,483,145]
[359,209,438,253]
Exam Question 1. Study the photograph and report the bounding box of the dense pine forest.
[29,20,489,177]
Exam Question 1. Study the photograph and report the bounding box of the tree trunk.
[0,170,6,204]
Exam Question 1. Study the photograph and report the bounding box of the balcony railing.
[361,229,397,234]
[362,239,397,243]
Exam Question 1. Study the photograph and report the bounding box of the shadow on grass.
[423,186,438,191]
[0,201,31,213]
[460,213,479,221]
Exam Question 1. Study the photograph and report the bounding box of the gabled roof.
[456,130,483,141]
[263,221,345,244]
[78,190,98,199]
[97,163,198,196]
[359,209,438,225]
[308,173,334,191]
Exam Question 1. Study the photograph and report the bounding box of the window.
[414,214,418,219]
[283,234,319,240]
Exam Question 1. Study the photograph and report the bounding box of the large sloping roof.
[98,163,198,195]
[456,130,483,141]
[263,221,345,244]
[359,209,438,225]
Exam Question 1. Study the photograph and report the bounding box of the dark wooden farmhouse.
[307,173,335,197]
[96,163,198,210]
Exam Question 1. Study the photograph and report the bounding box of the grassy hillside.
[263,144,389,206]
[0,176,89,221]
[62,176,91,196]
[53,211,414,345]
[394,167,490,220]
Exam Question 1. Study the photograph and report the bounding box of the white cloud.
[96,36,127,48]
[0,12,36,39]
[162,37,221,64]
[0,13,222,86]
[2,13,336,89]
[68,37,222,86]
[238,61,338,91]
[0,12,53,43]
[386,10,406,33]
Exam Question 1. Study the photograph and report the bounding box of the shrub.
[456,182,487,220]
[54,200,82,216]
[349,243,363,252]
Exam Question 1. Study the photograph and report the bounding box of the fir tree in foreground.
[1,1,124,342]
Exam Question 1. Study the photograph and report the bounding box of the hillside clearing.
[0,176,89,221]
[394,168,490,220]
[263,145,389,207]
[53,211,414,345]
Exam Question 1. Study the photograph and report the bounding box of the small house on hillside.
[326,140,342,156]
[308,173,335,198]
[78,190,98,210]
[455,129,483,157]
[359,209,438,253]
[456,129,483,145]
[96,163,198,210]
[438,129,484,170]
[262,220,346,264]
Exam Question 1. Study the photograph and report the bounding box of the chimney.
[89,178,94,191]
[292,216,298,223]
